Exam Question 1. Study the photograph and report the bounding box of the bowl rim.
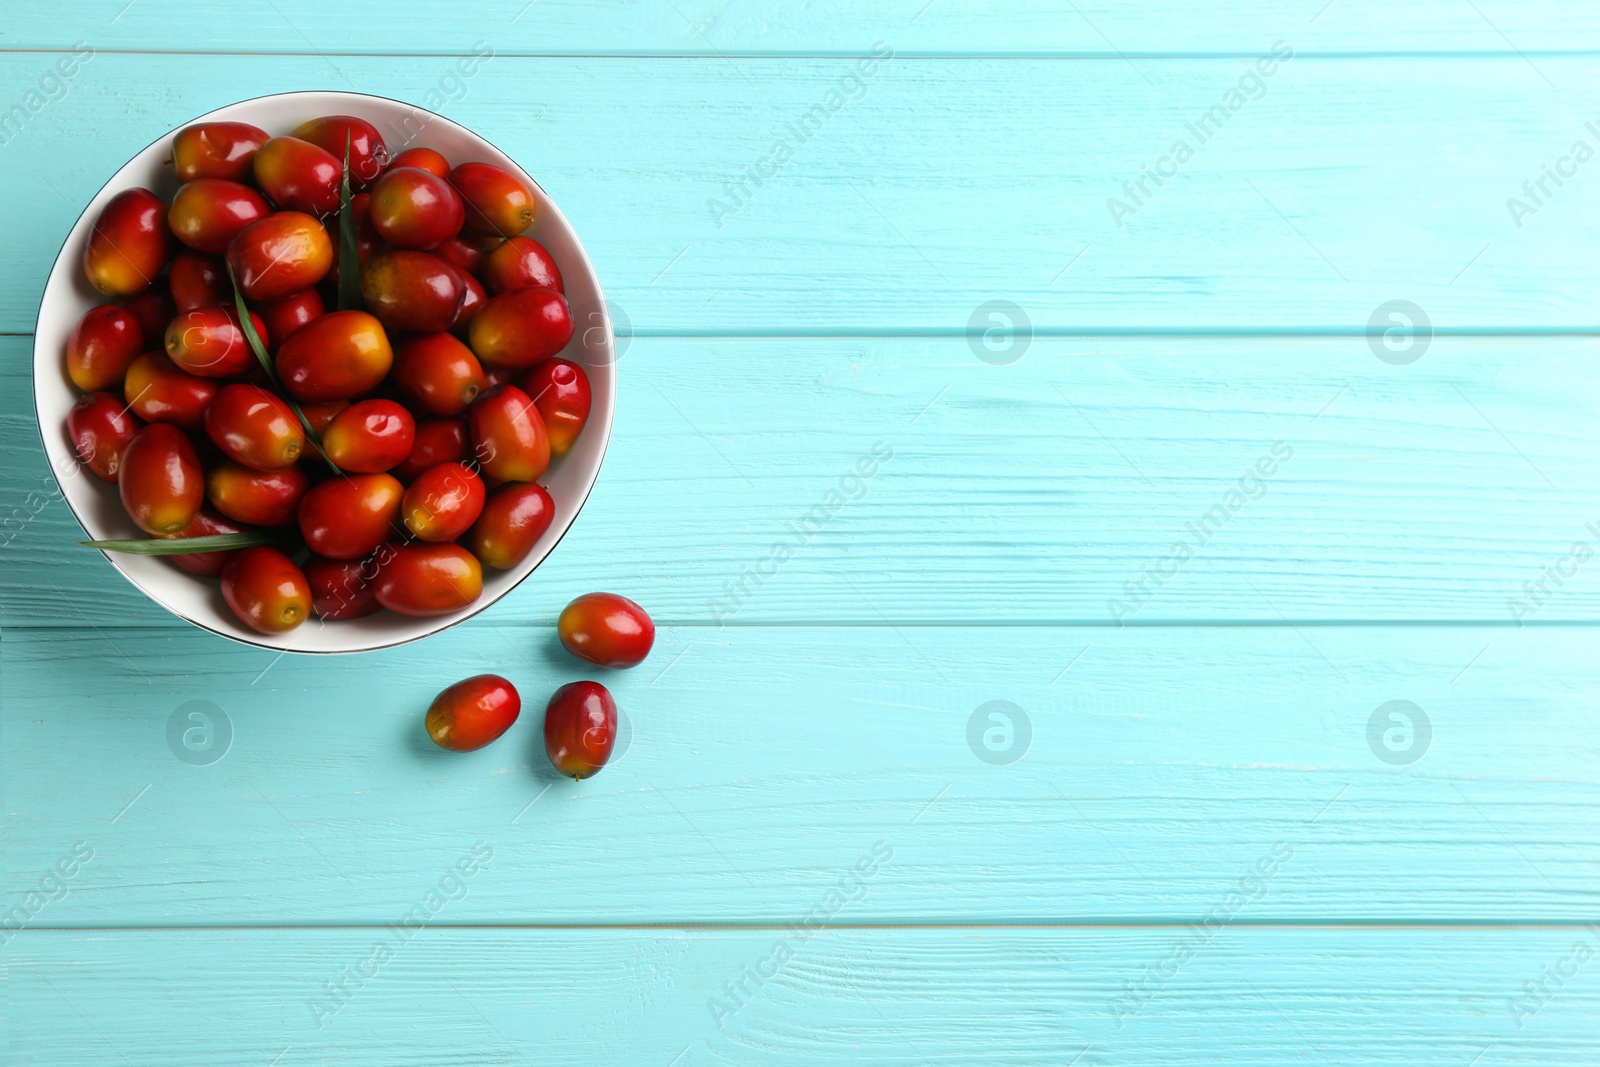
[31,89,616,655]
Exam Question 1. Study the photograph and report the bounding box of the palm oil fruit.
[373,542,482,616]
[394,333,485,415]
[425,674,520,751]
[167,178,271,254]
[118,423,204,535]
[519,358,591,456]
[449,161,536,237]
[402,462,485,542]
[172,121,269,182]
[468,385,550,483]
[467,286,573,369]
[67,391,140,483]
[543,681,618,780]
[292,115,388,188]
[252,135,342,215]
[206,461,310,527]
[65,304,144,391]
[480,236,563,294]
[557,593,655,669]
[359,250,464,333]
[467,482,554,570]
[203,384,305,470]
[227,211,333,301]
[84,188,172,296]
[298,473,405,560]
[274,310,393,401]
[322,399,416,473]
[221,547,311,634]
[368,166,465,249]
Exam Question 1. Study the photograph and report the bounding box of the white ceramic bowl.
[32,91,615,653]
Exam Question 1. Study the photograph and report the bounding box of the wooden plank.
[3,55,1600,333]
[7,927,1599,1065]
[7,1,1600,55]
[4,623,1597,925]
[10,334,1600,626]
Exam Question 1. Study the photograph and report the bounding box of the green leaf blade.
[226,267,341,475]
[80,531,281,555]
[338,133,360,312]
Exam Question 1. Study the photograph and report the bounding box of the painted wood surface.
[9,0,1600,54]
[10,335,1600,626]
[4,624,1598,925]
[8,928,1600,1065]
[4,55,1600,334]
[3,7,1598,1065]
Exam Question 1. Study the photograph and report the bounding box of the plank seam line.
[11,330,1600,341]
[14,922,1600,932]
[8,49,1600,60]
[13,620,1600,631]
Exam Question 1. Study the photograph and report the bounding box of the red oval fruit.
[390,146,450,177]
[118,423,204,535]
[253,135,342,215]
[469,385,550,483]
[116,288,177,350]
[164,305,267,378]
[204,383,305,470]
[394,417,469,481]
[275,310,393,401]
[67,391,140,483]
[347,191,386,260]
[359,250,464,333]
[425,674,520,751]
[323,399,416,473]
[543,681,618,780]
[467,482,554,570]
[172,121,269,183]
[227,211,333,301]
[221,546,311,634]
[168,251,231,312]
[402,462,485,542]
[434,231,498,275]
[207,461,310,527]
[373,542,483,616]
[452,267,486,330]
[450,162,536,237]
[305,555,382,620]
[368,166,465,249]
[84,188,172,296]
[481,236,563,295]
[558,593,655,668]
[167,178,270,254]
[124,352,218,430]
[156,507,248,577]
[298,473,403,559]
[66,304,144,392]
[292,115,389,189]
[519,358,592,456]
[468,286,573,369]
[252,287,324,349]
[394,333,485,415]
[300,399,350,436]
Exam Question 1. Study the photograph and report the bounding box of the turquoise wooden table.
[5,3,1600,1063]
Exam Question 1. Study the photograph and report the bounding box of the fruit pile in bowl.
[32,92,616,653]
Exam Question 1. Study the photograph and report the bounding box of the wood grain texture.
[5,623,1596,924]
[4,9,1598,1064]
[7,0,1600,54]
[10,335,1600,626]
[3,54,1600,333]
[8,927,1600,1065]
